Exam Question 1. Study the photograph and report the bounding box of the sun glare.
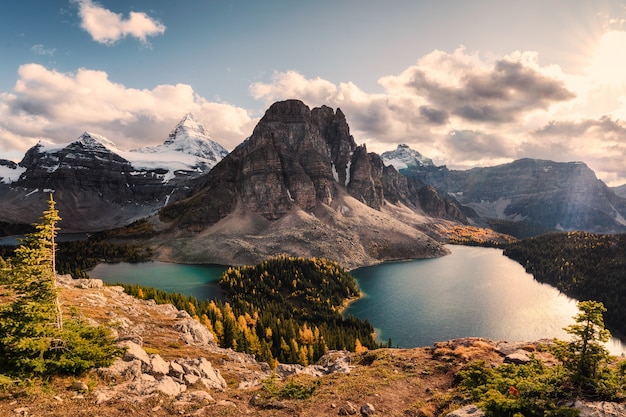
[586,30,626,86]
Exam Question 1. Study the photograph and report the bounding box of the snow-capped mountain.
[381,144,434,170]
[0,115,230,231]
[130,113,228,177]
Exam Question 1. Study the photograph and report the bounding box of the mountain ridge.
[0,115,228,231]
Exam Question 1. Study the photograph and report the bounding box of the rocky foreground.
[1,276,623,417]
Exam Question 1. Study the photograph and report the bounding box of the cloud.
[382,49,575,123]
[446,130,516,160]
[31,44,56,56]
[74,0,166,45]
[525,116,626,184]
[0,64,254,155]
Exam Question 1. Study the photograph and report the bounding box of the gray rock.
[99,358,142,381]
[169,361,185,378]
[574,400,626,417]
[120,341,151,369]
[339,401,358,415]
[69,381,88,392]
[317,350,353,374]
[360,402,375,416]
[173,319,215,345]
[150,354,170,376]
[446,404,485,417]
[504,350,532,365]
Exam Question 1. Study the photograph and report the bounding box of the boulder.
[446,404,485,417]
[503,350,532,365]
[150,354,170,376]
[173,319,215,345]
[120,341,151,369]
[574,400,626,417]
[360,402,375,416]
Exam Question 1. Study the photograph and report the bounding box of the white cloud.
[0,64,254,156]
[74,0,166,45]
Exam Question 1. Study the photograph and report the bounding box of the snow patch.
[331,163,339,183]
[0,164,26,184]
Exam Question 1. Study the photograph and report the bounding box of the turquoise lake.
[89,245,626,354]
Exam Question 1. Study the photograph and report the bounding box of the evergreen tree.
[552,300,612,396]
[0,195,122,376]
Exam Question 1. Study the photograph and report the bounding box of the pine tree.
[0,195,122,376]
[0,194,63,373]
[552,300,611,396]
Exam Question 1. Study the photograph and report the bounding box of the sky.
[2,1,626,185]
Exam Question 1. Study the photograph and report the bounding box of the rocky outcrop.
[157,100,449,267]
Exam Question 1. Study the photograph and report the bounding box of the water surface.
[345,245,626,354]
[89,261,227,301]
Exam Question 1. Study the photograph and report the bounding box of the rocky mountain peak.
[133,114,229,168]
[381,144,434,170]
[164,113,210,145]
[75,131,121,153]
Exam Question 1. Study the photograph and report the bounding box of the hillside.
[0,274,602,417]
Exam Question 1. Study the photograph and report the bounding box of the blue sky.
[2,0,626,184]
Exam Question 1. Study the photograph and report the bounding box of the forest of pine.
[504,231,626,338]
[122,256,377,367]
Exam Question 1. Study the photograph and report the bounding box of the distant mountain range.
[1,99,625,266]
[0,113,227,231]
[383,152,626,234]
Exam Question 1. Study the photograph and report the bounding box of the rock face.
[0,115,228,231]
[157,100,453,267]
[161,100,466,227]
[394,153,626,233]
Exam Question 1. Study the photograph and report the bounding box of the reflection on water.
[345,245,626,355]
[89,261,227,301]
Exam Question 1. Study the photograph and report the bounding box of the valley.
[2,99,626,415]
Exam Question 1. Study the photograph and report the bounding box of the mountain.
[156,100,459,268]
[392,152,626,234]
[381,144,434,170]
[0,115,227,231]
[130,113,228,176]
[612,184,626,199]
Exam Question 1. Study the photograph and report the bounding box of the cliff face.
[158,100,453,268]
[411,158,626,233]
[161,99,465,228]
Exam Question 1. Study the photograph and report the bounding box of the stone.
[150,354,170,376]
[360,403,375,416]
[187,390,215,403]
[13,407,29,416]
[339,401,358,415]
[446,404,485,417]
[174,319,215,345]
[574,400,626,417]
[120,341,151,370]
[169,361,185,378]
[154,376,187,397]
[503,350,532,365]
[99,358,142,381]
[69,381,88,392]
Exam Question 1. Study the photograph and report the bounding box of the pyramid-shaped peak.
[165,113,211,145]
[76,131,120,152]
